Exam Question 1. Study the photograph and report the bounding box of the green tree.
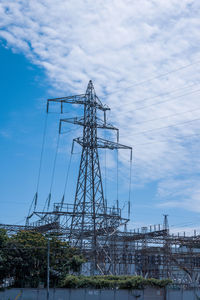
[0,229,9,284]
[7,231,47,287]
[0,230,84,287]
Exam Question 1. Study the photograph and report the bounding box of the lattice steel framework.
[46,80,132,273]
[69,81,109,248]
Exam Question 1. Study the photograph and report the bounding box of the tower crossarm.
[59,117,119,133]
[96,138,132,152]
[74,136,132,152]
[47,94,110,113]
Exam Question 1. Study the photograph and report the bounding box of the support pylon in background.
[163,214,169,232]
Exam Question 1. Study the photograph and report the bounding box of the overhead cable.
[132,106,200,127]
[106,60,200,96]
[131,88,200,113]
[133,116,200,137]
[129,82,200,106]
[133,131,200,147]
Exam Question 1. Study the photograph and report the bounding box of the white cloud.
[157,177,200,212]
[1,0,200,210]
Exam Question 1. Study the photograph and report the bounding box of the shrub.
[62,275,172,289]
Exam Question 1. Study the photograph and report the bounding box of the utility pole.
[47,238,50,300]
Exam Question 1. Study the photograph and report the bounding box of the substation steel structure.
[1,81,200,283]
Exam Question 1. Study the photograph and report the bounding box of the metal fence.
[0,287,200,300]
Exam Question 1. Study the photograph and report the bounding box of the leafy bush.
[62,275,172,289]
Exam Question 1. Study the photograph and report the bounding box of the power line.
[171,221,199,228]
[43,132,61,212]
[49,133,60,193]
[61,152,73,210]
[133,131,200,147]
[130,88,200,113]
[36,114,48,193]
[13,218,26,225]
[126,82,200,107]
[132,116,200,137]
[26,114,48,219]
[105,60,200,96]
[121,118,200,146]
[132,106,200,127]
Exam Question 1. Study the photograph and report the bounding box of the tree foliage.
[0,229,84,287]
[0,229,9,284]
[62,275,172,289]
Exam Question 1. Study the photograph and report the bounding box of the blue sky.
[0,46,47,224]
[1,0,200,234]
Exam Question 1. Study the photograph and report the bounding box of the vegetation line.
[62,275,172,289]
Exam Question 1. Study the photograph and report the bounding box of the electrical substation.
[1,81,200,284]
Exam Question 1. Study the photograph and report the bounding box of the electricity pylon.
[47,80,132,273]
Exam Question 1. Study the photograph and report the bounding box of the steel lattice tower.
[70,81,107,251]
[32,80,132,273]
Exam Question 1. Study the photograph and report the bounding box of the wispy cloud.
[157,177,200,212]
[1,0,200,210]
